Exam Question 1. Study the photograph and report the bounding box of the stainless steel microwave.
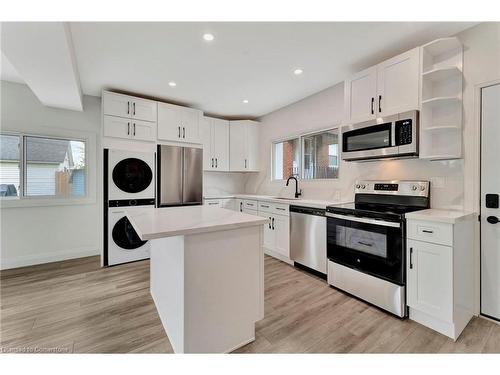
[341,110,419,161]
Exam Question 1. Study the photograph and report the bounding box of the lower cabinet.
[407,239,453,322]
[406,214,475,341]
[204,198,291,262]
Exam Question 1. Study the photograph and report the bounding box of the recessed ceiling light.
[242,99,249,104]
[294,68,303,75]
[168,81,177,87]
[203,33,215,41]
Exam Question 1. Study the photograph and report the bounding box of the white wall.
[245,82,464,209]
[0,81,101,269]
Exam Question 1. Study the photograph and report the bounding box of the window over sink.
[271,128,339,181]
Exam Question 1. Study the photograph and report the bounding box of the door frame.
[475,78,500,319]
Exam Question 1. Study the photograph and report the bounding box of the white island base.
[149,224,264,353]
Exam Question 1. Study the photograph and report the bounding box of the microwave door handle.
[391,122,396,147]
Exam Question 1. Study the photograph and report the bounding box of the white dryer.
[107,204,153,266]
[108,149,155,201]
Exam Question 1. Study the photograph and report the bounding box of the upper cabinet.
[344,47,420,124]
[103,91,157,122]
[229,120,260,172]
[102,91,157,141]
[157,102,202,144]
[201,116,230,171]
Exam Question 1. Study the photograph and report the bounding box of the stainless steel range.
[325,180,430,317]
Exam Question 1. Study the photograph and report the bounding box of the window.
[272,138,300,180]
[271,128,339,181]
[0,133,86,199]
[302,129,339,179]
[0,134,21,197]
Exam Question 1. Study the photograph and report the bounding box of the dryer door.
[112,158,153,194]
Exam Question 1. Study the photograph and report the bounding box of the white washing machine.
[108,149,155,201]
[107,204,154,266]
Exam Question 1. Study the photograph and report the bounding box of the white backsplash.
[203,171,248,197]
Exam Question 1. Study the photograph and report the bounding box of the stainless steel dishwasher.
[290,205,327,275]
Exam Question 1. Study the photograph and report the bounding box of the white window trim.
[0,130,96,208]
[271,125,340,182]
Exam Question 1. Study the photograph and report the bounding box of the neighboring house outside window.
[0,134,86,199]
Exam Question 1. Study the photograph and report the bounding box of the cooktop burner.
[326,180,430,222]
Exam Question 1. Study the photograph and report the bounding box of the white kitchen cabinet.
[344,47,420,124]
[201,116,230,171]
[229,120,260,172]
[204,199,222,208]
[256,201,290,261]
[157,102,201,144]
[103,91,157,122]
[273,214,290,258]
[376,48,420,116]
[131,119,157,141]
[103,115,156,141]
[405,211,475,341]
[344,66,378,124]
[407,239,453,322]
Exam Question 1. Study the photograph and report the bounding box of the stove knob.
[361,184,366,189]
[411,185,418,191]
[356,184,361,189]
[420,185,426,191]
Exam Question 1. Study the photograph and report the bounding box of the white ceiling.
[3,22,477,117]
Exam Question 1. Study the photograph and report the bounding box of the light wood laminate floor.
[1,255,499,353]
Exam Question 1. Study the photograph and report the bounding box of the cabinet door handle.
[244,159,247,169]
[422,229,434,234]
[183,127,185,139]
[133,123,136,136]
[271,217,275,230]
[378,95,382,113]
[215,158,218,168]
[211,158,214,168]
[133,102,136,115]
[178,126,181,138]
[127,101,130,114]
[409,247,413,269]
[127,122,130,135]
[371,97,374,115]
[240,202,243,212]
[268,217,271,229]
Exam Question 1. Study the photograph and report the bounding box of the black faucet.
[286,176,302,199]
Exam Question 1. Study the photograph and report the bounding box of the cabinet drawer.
[204,199,221,208]
[243,200,258,210]
[407,220,453,246]
[272,204,289,216]
[258,201,273,213]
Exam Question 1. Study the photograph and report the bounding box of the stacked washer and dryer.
[103,149,156,266]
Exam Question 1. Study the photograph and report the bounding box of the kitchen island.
[127,205,268,353]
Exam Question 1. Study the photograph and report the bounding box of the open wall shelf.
[419,37,463,160]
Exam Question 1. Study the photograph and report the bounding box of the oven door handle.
[325,212,401,228]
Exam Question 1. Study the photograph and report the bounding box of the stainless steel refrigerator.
[157,145,203,207]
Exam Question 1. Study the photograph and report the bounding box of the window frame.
[271,126,340,182]
[0,131,90,205]
[300,127,340,180]
[271,136,301,181]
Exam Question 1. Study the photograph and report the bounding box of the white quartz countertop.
[405,209,476,224]
[128,205,269,240]
[203,194,341,209]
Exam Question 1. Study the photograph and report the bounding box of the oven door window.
[327,217,403,285]
[343,123,392,152]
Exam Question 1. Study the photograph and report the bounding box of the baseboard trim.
[0,247,100,270]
